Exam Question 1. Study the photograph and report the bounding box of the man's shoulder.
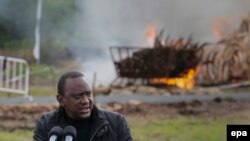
[37,109,58,125]
[97,107,124,121]
[43,110,57,118]
[96,107,129,131]
[98,107,120,115]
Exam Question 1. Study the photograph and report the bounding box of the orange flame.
[212,18,227,40]
[171,38,186,48]
[145,24,156,46]
[150,67,199,89]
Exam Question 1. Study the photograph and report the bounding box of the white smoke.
[73,0,250,46]
[0,0,249,86]
[71,0,250,86]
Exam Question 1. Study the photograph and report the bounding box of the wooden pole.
[92,72,96,95]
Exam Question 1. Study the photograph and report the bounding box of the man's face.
[57,76,94,120]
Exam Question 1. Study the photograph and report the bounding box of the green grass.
[30,85,56,97]
[221,86,250,94]
[1,114,249,141]
[128,115,248,141]
[0,85,55,98]
[0,64,60,98]
[30,64,59,86]
[0,130,32,141]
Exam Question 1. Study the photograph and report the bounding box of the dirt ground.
[0,97,250,131]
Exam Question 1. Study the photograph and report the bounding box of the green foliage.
[0,38,74,65]
[0,17,21,46]
[0,0,37,40]
[29,64,60,87]
[40,39,73,65]
[41,0,77,42]
[0,0,79,67]
[0,39,34,61]
[0,0,77,65]
[2,39,32,50]
[0,0,77,41]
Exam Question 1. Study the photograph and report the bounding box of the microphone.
[49,126,63,141]
[63,126,77,141]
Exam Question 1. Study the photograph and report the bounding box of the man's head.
[57,71,94,120]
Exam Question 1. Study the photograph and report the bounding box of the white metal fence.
[0,56,31,100]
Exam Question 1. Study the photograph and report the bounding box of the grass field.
[129,116,226,141]
[0,113,249,141]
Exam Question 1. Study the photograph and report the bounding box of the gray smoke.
[1,0,249,86]
[72,0,250,86]
[73,0,250,46]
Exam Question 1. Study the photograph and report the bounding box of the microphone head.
[63,126,77,139]
[49,126,63,137]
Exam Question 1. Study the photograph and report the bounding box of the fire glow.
[143,24,201,89]
[150,68,199,89]
[145,24,156,46]
[212,18,228,40]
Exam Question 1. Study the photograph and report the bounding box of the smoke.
[71,0,250,86]
[1,0,250,86]
[73,0,250,46]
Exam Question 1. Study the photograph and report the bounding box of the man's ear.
[57,94,64,106]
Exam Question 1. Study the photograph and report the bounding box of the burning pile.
[196,16,250,85]
[110,15,250,90]
[110,31,206,89]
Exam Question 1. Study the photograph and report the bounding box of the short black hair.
[57,71,84,95]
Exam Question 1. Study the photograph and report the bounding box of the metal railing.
[0,56,32,100]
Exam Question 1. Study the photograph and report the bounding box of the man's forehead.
[65,76,89,86]
[66,76,87,81]
[64,77,91,94]
[82,77,88,82]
